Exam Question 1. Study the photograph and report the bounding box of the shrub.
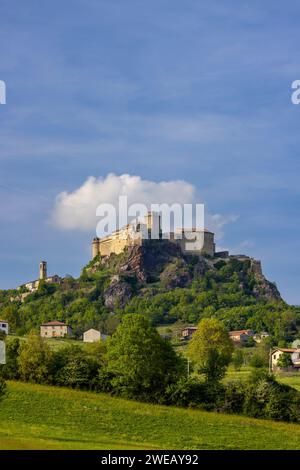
[52,346,98,389]
[18,333,53,384]
[165,377,225,411]
[0,369,6,401]
[222,382,245,414]
[2,337,21,380]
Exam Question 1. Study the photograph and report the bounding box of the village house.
[181,326,198,340]
[271,348,300,371]
[40,321,72,338]
[253,331,270,343]
[0,320,8,335]
[229,329,254,345]
[83,328,101,343]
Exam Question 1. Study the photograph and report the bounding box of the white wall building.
[0,320,8,335]
[83,329,101,343]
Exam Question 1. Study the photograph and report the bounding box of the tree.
[107,314,183,401]
[3,337,21,379]
[188,318,233,382]
[53,345,98,389]
[231,348,244,371]
[18,332,53,383]
[0,305,19,332]
[276,353,293,368]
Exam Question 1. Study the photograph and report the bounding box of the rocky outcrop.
[88,240,282,308]
[103,280,133,310]
[252,279,282,302]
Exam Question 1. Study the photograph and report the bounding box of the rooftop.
[229,329,253,335]
[41,321,67,327]
[272,348,298,354]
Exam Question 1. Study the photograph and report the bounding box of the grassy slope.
[1,382,300,450]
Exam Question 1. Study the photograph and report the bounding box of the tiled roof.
[229,330,253,335]
[272,348,298,354]
[41,321,67,326]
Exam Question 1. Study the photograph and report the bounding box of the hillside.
[1,241,300,341]
[1,381,300,450]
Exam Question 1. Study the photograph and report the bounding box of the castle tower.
[145,211,162,239]
[39,261,47,280]
[92,237,100,258]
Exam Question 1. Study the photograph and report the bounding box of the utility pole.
[187,358,190,377]
[268,348,272,374]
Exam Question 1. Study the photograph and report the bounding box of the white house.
[271,348,300,370]
[83,328,101,343]
[253,331,270,343]
[0,320,8,335]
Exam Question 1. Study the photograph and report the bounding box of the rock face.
[103,280,133,310]
[103,240,186,284]
[87,240,282,310]
[252,279,281,302]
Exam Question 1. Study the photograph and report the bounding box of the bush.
[231,349,244,370]
[52,346,99,390]
[2,338,21,380]
[249,353,266,368]
[18,333,53,384]
[0,371,6,401]
[222,382,245,414]
[243,371,300,422]
[165,377,225,411]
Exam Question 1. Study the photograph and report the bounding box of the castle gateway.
[92,212,215,259]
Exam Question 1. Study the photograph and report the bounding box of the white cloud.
[51,173,237,239]
[52,173,195,231]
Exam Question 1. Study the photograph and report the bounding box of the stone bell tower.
[39,261,47,280]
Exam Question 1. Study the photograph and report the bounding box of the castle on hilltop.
[92,212,216,259]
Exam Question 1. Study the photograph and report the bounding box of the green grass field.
[1,381,300,450]
[224,365,300,392]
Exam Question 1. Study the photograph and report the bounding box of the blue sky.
[0,0,300,303]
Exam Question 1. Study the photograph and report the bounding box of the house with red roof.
[229,329,254,344]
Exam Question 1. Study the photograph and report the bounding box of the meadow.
[1,381,300,450]
[224,365,300,392]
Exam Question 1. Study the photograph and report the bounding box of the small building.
[83,328,101,343]
[271,348,300,371]
[40,321,72,338]
[253,331,270,343]
[229,329,254,344]
[0,320,8,335]
[181,326,198,340]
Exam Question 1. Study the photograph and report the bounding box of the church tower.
[39,261,47,280]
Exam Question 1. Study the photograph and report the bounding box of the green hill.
[1,243,300,343]
[1,381,300,450]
